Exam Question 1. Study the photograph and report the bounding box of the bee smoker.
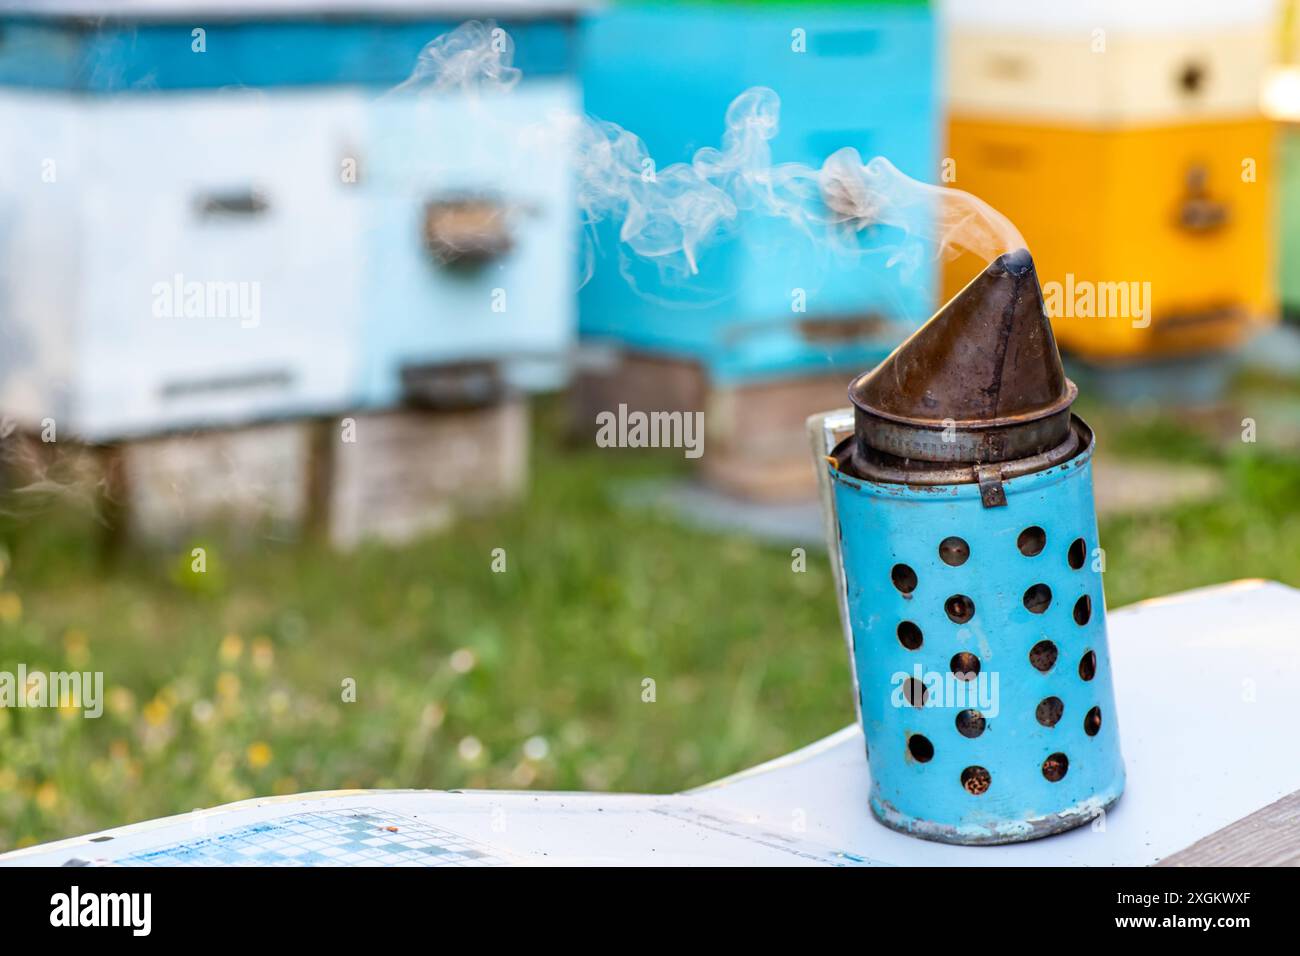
[817,249,1124,845]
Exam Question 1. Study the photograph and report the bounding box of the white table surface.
[5,579,1297,866]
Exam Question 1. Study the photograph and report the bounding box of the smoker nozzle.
[843,248,1082,485]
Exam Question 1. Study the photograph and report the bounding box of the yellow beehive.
[942,116,1276,360]
[943,3,1279,360]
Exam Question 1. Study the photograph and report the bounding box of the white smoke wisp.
[574,88,783,280]
[390,20,522,96]
[817,148,1024,266]
[395,23,1026,289]
[576,86,1025,284]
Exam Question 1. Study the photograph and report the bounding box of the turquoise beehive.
[579,2,940,385]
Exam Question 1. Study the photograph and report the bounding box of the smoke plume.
[390,20,522,96]
[396,22,1025,286]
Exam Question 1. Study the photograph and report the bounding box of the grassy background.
[1,391,1299,850]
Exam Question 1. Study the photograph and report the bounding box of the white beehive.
[942,0,1280,126]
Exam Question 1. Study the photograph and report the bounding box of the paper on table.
[2,790,886,867]
[3,579,1297,866]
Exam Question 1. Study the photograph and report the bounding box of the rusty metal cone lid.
[848,248,1077,468]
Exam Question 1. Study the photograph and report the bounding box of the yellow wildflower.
[35,781,59,811]
[63,629,89,667]
[216,673,241,700]
[250,636,274,673]
[219,633,243,664]
[142,696,171,727]
[246,742,272,769]
[107,687,136,718]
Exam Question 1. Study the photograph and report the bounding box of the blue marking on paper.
[119,807,502,867]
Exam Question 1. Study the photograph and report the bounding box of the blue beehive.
[0,3,583,441]
[579,1,940,385]
[827,250,1125,844]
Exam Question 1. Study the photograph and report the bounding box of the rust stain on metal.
[961,766,992,796]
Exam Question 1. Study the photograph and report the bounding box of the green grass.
[1,397,1299,850]
[0,404,849,849]
[1075,394,1300,606]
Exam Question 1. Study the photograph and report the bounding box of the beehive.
[579,1,940,384]
[942,0,1279,361]
[0,5,583,442]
